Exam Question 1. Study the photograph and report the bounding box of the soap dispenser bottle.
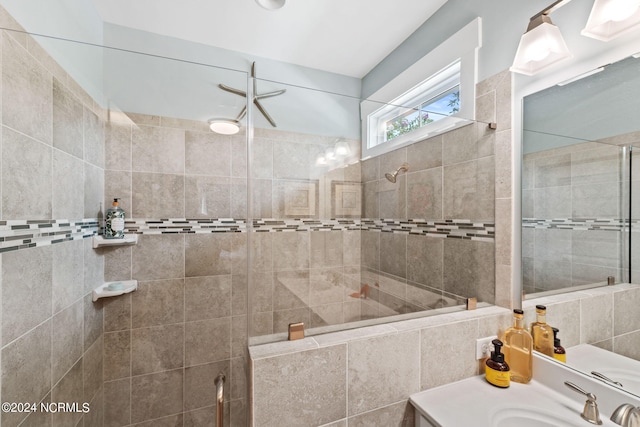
[104,198,125,239]
[530,305,554,357]
[552,327,566,363]
[485,339,510,388]
[503,309,533,384]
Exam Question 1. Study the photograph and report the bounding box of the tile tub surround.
[0,16,106,427]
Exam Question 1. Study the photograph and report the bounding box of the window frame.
[361,18,482,159]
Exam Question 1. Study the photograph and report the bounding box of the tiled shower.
[0,6,504,426]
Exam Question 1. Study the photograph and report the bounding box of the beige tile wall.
[103,114,250,426]
[0,14,106,427]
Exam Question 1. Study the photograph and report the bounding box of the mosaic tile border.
[125,218,247,234]
[522,218,637,232]
[360,219,495,242]
[0,217,496,253]
[125,218,494,241]
[0,219,99,253]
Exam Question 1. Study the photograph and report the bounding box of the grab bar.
[215,373,225,427]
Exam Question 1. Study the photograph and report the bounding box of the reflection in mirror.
[522,54,640,397]
[522,55,640,297]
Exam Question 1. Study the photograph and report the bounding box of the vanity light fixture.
[208,118,240,135]
[255,0,286,11]
[582,0,640,41]
[510,0,573,76]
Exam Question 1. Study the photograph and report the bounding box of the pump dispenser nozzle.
[491,339,506,363]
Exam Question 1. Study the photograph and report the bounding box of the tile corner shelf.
[92,234,138,249]
[92,280,137,302]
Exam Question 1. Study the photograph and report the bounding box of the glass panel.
[248,78,496,344]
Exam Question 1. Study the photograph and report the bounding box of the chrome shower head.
[385,163,409,183]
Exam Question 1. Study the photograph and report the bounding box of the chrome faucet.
[564,381,602,425]
[610,404,640,427]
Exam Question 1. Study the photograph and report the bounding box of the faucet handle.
[564,381,603,425]
[611,404,640,427]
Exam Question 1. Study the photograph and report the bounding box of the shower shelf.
[92,280,137,302]
[92,234,138,249]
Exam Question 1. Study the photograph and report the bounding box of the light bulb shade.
[208,119,240,135]
[255,0,285,10]
[581,0,640,41]
[334,140,351,156]
[510,21,572,76]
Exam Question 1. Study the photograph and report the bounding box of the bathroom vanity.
[410,352,640,427]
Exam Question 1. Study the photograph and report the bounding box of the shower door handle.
[215,373,225,427]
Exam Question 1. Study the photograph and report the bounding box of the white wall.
[363,0,640,100]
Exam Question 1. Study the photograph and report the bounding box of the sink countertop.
[410,376,618,427]
[410,352,640,427]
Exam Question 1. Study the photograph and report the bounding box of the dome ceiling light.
[208,119,240,135]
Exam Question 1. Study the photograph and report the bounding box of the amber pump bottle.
[503,309,533,384]
[530,305,554,357]
[552,327,566,363]
[485,339,510,388]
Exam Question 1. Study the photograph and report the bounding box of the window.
[361,18,481,159]
[376,61,461,146]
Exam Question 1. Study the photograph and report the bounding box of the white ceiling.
[90,0,448,78]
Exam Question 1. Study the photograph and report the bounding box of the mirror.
[522,54,640,395]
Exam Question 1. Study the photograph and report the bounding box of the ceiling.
[90,0,448,78]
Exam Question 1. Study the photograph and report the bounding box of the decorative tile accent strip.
[252,218,361,232]
[359,219,495,242]
[250,218,494,242]
[522,218,633,232]
[125,218,247,234]
[126,218,494,241]
[1,217,495,253]
[0,219,99,253]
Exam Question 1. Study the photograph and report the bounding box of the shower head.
[385,163,409,183]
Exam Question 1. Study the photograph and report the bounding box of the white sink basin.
[410,376,619,427]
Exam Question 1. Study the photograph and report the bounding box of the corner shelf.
[92,234,138,249]
[92,280,137,302]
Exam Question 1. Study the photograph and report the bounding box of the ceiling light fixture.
[510,0,573,76]
[208,118,240,135]
[582,0,640,41]
[255,0,286,11]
